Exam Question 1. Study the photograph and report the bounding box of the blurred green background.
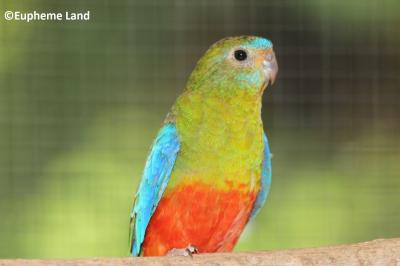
[1,0,399,259]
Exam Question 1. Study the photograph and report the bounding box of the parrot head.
[186,36,278,95]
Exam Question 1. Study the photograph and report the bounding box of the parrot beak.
[263,50,278,86]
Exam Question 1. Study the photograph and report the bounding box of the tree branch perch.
[1,238,399,266]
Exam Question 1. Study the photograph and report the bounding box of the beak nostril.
[263,50,278,86]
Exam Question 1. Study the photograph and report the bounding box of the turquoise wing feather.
[249,132,272,219]
[129,123,180,256]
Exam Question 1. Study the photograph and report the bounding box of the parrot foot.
[166,244,199,257]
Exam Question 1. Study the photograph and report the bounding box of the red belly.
[142,182,256,256]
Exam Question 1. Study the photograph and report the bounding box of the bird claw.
[167,244,199,257]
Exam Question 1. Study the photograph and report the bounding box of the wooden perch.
[1,238,399,266]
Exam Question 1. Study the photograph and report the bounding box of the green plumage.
[165,36,274,191]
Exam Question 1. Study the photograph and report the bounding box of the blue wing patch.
[249,132,272,220]
[129,123,180,256]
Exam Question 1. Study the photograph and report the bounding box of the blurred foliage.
[0,0,399,259]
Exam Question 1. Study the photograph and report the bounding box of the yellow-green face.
[187,36,278,95]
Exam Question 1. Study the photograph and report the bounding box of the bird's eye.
[234,49,247,61]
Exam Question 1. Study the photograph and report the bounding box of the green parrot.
[129,36,278,256]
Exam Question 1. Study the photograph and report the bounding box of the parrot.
[129,35,278,257]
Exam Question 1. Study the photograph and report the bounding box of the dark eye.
[234,49,247,61]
